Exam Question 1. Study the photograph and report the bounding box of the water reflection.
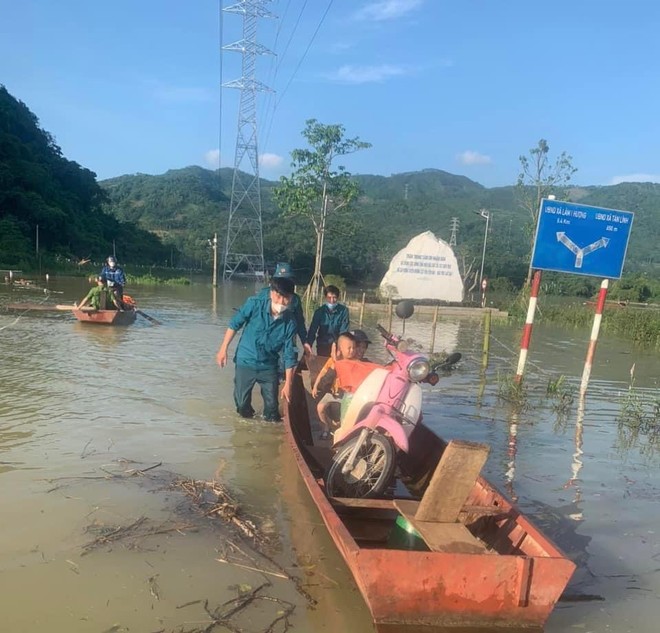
[505,411,519,503]
[562,396,585,522]
[1,280,659,632]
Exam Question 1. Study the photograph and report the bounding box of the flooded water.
[1,277,658,633]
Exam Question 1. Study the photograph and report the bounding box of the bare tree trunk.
[310,183,328,300]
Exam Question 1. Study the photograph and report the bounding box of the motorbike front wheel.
[325,433,396,499]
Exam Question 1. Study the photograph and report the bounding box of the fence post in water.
[430,305,439,353]
[359,292,366,327]
[387,298,393,333]
[579,279,609,397]
[514,270,542,383]
[481,309,492,371]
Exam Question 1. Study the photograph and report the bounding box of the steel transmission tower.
[449,217,460,247]
[222,0,274,281]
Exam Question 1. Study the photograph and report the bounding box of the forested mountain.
[0,85,170,268]
[100,165,660,286]
[2,83,657,284]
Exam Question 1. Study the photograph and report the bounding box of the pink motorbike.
[324,309,444,499]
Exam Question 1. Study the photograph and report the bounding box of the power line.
[260,0,310,151]
[262,0,333,151]
[276,0,333,107]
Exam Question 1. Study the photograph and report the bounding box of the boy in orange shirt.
[312,331,382,439]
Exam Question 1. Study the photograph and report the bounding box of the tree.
[516,139,577,284]
[273,119,370,299]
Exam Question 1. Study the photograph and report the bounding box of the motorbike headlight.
[407,358,430,382]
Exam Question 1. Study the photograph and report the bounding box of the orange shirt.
[334,359,383,394]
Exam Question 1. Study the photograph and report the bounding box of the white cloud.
[610,173,660,184]
[204,149,220,168]
[354,0,424,21]
[326,64,407,84]
[259,153,284,169]
[457,150,492,166]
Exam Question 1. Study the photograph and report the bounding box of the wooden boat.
[72,308,137,326]
[283,371,576,629]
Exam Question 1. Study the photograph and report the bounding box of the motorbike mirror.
[395,300,414,320]
[433,352,462,371]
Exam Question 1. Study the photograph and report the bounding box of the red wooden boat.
[72,308,137,326]
[283,372,575,629]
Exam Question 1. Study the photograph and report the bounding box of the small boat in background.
[5,300,155,326]
[72,307,137,326]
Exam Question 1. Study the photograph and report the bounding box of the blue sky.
[2,0,660,187]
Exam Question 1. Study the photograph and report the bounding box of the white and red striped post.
[579,279,609,396]
[514,270,542,383]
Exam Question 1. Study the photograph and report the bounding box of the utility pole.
[212,233,218,287]
[35,224,39,255]
[222,0,274,281]
[474,209,490,287]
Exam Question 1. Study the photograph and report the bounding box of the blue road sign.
[531,199,634,279]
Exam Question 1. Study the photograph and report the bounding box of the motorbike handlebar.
[376,324,391,340]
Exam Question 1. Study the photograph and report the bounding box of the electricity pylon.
[222,0,274,280]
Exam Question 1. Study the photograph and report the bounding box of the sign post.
[515,199,634,386]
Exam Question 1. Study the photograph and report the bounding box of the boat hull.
[283,372,575,629]
[72,309,137,326]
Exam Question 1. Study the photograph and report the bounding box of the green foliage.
[273,119,371,293]
[617,367,660,455]
[508,298,660,348]
[541,273,599,298]
[95,161,660,289]
[0,85,171,269]
[127,274,191,286]
[496,372,529,411]
[609,273,660,303]
[322,274,346,293]
[516,139,577,283]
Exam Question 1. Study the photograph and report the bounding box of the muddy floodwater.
[1,277,658,633]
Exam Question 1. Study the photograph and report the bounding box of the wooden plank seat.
[393,439,491,554]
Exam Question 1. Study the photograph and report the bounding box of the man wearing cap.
[216,277,298,422]
[100,256,127,307]
[256,262,311,355]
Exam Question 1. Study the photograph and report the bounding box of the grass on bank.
[507,293,660,349]
[126,273,190,286]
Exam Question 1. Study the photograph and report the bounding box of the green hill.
[0,85,170,269]
[2,84,656,284]
[98,165,659,285]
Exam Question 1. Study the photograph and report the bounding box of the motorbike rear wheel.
[325,433,396,499]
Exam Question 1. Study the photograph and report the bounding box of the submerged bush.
[127,274,190,286]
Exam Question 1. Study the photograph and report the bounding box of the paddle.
[5,302,94,312]
[57,304,94,311]
[136,309,162,326]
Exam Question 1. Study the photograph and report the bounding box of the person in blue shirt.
[256,262,311,355]
[216,277,298,421]
[100,256,127,307]
[306,285,350,357]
